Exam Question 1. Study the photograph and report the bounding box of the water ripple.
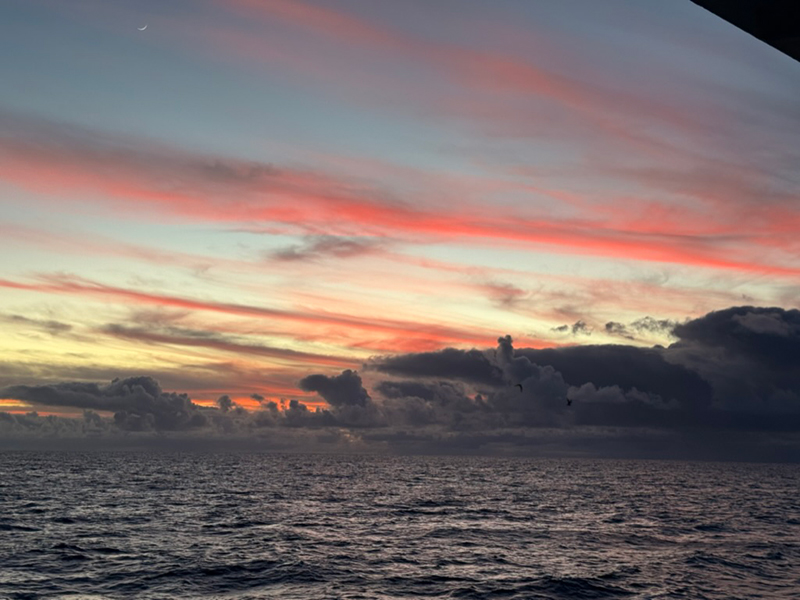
[1,452,798,599]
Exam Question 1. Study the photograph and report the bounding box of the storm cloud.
[667,306,800,412]
[2,306,799,459]
[369,307,800,438]
[370,347,503,386]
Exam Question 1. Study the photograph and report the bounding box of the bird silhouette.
[566,398,572,406]
[515,383,523,392]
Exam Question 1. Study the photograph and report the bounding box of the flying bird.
[138,25,148,31]
[515,383,523,392]
[566,398,572,406]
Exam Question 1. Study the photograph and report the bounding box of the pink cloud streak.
[1,114,798,279]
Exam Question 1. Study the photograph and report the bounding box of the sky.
[1,0,799,459]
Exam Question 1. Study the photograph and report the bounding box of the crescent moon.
[138,25,147,31]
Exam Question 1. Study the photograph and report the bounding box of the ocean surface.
[1,452,799,599]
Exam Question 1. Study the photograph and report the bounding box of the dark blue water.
[1,452,799,599]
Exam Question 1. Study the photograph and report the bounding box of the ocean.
[1,451,798,599]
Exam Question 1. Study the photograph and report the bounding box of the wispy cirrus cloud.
[99,323,356,368]
[1,313,72,336]
[217,0,708,155]
[0,273,500,350]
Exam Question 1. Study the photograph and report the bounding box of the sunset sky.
[1,1,798,457]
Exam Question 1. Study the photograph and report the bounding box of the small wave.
[0,523,40,532]
[450,575,634,599]
[693,522,727,532]
[3,452,800,600]
[685,551,753,572]
[52,516,79,524]
[201,519,275,530]
[598,565,642,580]
[53,542,86,552]
[534,574,635,598]
[91,546,125,555]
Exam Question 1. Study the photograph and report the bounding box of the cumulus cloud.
[572,320,592,335]
[552,320,592,336]
[567,383,666,408]
[0,376,208,431]
[630,316,680,335]
[0,376,340,439]
[370,337,571,429]
[217,395,234,412]
[605,321,633,339]
[0,409,113,440]
[375,379,488,429]
[298,369,384,427]
[605,316,681,340]
[491,335,570,425]
[299,369,370,407]
[376,380,474,410]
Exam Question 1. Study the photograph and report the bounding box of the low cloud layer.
[2,306,799,460]
[1,377,208,432]
[364,306,800,458]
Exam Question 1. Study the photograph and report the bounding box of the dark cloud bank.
[2,306,800,461]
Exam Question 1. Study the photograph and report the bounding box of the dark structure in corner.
[692,0,800,63]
